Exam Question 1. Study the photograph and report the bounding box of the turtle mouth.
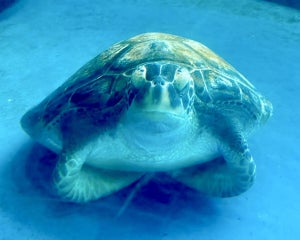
[120,110,190,151]
[121,108,189,141]
[127,110,186,133]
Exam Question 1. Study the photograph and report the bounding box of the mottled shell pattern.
[24,32,272,146]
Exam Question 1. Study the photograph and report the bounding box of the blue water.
[0,0,299,239]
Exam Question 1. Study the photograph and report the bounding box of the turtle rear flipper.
[53,151,143,202]
[169,131,256,197]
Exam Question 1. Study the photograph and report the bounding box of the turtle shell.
[21,32,272,151]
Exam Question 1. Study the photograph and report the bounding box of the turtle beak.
[151,76,166,104]
[152,76,166,86]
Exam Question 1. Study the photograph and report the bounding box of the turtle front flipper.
[52,151,143,202]
[169,131,256,197]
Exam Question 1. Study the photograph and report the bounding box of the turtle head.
[122,62,196,150]
[128,62,195,117]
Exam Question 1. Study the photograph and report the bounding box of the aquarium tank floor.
[0,0,299,239]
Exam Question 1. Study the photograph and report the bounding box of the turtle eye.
[131,65,147,88]
[136,65,146,75]
[176,68,183,74]
[173,67,192,92]
[137,65,146,73]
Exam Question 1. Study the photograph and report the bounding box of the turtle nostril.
[153,76,165,86]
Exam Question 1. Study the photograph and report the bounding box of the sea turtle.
[21,32,272,203]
